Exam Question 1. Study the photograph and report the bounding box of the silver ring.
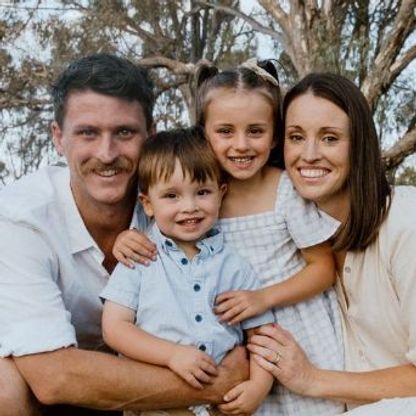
[271,351,281,364]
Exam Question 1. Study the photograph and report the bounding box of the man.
[0,54,246,415]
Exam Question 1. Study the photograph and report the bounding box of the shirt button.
[210,246,214,252]
[195,314,202,322]
[181,258,188,265]
[344,266,351,273]
[165,240,173,247]
[193,284,201,292]
[199,344,206,351]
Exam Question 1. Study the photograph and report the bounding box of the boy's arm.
[102,300,218,389]
[216,241,335,324]
[12,345,248,411]
[218,327,273,414]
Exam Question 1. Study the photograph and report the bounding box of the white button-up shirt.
[0,166,147,356]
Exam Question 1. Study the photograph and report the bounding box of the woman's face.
[284,93,350,209]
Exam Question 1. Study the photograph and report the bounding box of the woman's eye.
[322,135,338,143]
[287,134,304,142]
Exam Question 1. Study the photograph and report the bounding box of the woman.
[248,73,416,414]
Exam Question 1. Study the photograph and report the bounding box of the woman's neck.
[317,192,350,224]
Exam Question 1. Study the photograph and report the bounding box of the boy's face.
[140,160,226,254]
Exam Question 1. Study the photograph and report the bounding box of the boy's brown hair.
[138,126,226,193]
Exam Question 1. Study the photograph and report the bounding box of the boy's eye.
[198,189,211,196]
[163,193,177,199]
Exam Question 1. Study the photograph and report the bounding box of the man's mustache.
[81,157,133,174]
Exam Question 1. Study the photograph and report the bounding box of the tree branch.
[138,56,195,75]
[383,125,416,169]
[196,0,284,41]
[390,44,416,77]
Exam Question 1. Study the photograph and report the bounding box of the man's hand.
[168,345,218,389]
[204,346,249,404]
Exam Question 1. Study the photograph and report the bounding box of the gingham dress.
[218,172,345,415]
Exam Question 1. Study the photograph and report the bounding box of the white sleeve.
[0,220,76,357]
[388,195,416,364]
[282,178,340,248]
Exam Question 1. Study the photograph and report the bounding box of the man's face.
[52,90,149,210]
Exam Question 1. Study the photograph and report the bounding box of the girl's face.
[284,93,350,208]
[204,88,275,182]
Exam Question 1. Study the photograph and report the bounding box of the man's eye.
[78,129,95,137]
[117,128,134,138]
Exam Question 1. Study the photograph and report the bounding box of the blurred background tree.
[0,0,415,185]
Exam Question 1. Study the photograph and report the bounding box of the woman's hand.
[112,229,157,268]
[247,324,318,396]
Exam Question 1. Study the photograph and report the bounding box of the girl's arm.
[216,241,335,325]
[113,229,157,268]
[102,300,218,389]
[248,324,416,404]
[218,327,274,414]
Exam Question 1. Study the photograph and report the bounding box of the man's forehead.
[64,90,146,125]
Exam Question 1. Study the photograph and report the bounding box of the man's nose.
[96,135,118,163]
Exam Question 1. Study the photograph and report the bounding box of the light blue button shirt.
[101,223,275,364]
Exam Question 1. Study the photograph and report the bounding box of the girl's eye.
[217,128,232,135]
[248,127,264,136]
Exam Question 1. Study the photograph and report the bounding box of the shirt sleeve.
[231,258,275,330]
[388,190,416,364]
[281,176,340,248]
[0,220,76,357]
[100,262,142,311]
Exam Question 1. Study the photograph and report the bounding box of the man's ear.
[138,192,154,217]
[51,121,64,156]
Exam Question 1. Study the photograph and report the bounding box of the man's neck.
[73,192,136,273]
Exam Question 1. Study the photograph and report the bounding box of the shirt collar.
[148,222,223,258]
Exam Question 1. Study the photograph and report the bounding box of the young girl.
[114,60,345,415]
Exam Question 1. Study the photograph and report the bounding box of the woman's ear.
[138,192,154,217]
